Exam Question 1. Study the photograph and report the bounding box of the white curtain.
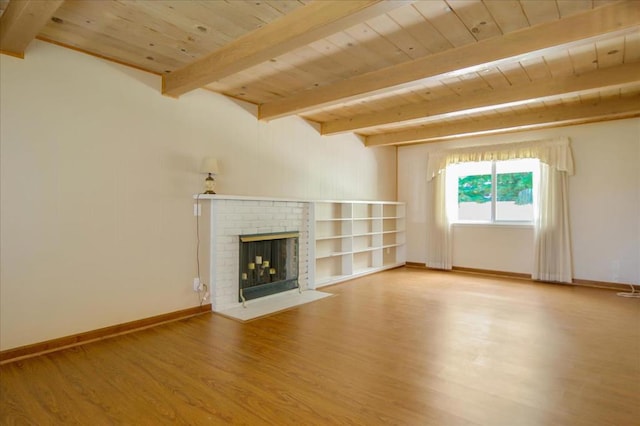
[426,137,574,283]
[533,163,573,283]
[425,168,452,269]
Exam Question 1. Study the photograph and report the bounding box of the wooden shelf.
[353,246,379,254]
[381,243,402,249]
[310,201,406,288]
[316,234,351,241]
[315,251,351,259]
[352,232,377,237]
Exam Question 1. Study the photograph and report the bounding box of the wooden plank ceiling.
[1,0,639,146]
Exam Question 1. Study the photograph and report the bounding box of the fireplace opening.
[239,232,299,303]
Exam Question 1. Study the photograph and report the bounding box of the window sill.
[452,221,534,229]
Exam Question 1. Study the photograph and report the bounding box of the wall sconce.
[200,157,219,194]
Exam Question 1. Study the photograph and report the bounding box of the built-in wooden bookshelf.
[310,201,406,288]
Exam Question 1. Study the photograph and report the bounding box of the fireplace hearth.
[239,232,299,304]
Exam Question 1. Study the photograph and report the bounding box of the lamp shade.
[200,157,219,175]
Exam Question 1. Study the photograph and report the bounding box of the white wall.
[451,224,534,274]
[398,118,640,284]
[0,41,397,350]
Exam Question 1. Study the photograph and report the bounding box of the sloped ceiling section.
[1,0,639,145]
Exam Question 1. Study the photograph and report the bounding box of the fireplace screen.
[238,232,299,303]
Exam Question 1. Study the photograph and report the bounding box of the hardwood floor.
[1,268,639,425]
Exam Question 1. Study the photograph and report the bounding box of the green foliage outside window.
[459,172,532,204]
[458,174,491,203]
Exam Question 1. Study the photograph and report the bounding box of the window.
[446,159,539,223]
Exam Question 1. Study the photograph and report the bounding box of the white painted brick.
[227,206,247,214]
[217,236,234,244]
[206,198,313,308]
[220,283,234,292]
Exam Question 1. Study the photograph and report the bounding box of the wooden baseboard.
[572,278,634,292]
[405,263,635,291]
[0,304,212,365]
[452,266,532,280]
[406,263,530,280]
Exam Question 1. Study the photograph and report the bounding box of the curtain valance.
[426,137,574,181]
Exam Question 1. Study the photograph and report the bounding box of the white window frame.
[446,158,539,225]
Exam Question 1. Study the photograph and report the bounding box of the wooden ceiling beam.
[259,1,640,121]
[162,0,413,98]
[364,95,640,147]
[322,62,640,135]
[0,0,64,58]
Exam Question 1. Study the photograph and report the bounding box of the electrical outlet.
[193,277,201,292]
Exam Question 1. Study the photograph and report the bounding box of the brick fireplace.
[198,195,310,311]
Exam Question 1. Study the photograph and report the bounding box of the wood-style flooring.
[1,268,639,425]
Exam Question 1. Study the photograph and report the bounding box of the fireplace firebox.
[238,232,299,303]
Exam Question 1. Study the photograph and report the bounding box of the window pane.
[456,162,492,221]
[495,159,537,221]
